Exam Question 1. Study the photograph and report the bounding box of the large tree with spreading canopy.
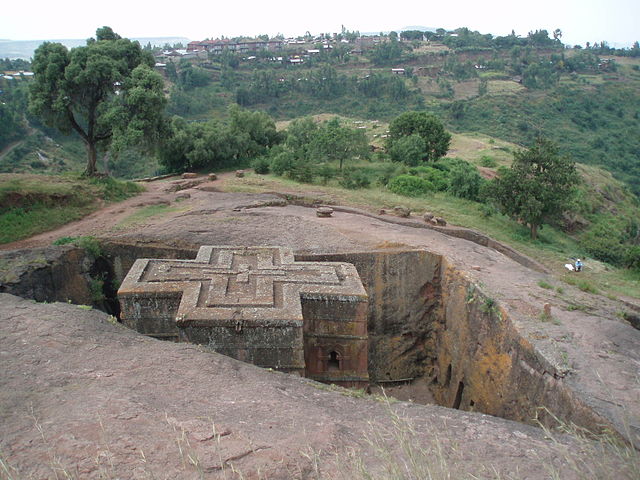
[386,111,451,164]
[492,137,578,240]
[29,27,166,176]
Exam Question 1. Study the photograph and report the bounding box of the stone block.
[208,173,217,181]
[182,172,197,179]
[118,246,369,386]
[316,207,334,218]
[394,206,410,218]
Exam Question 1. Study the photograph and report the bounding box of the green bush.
[339,168,371,189]
[408,166,449,191]
[479,155,497,167]
[251,156,270,174]
[624,245,640,271]
[53,236,102,258]
[89,177,144,201]
[480,202,499,217]
[287,160,315,183]
[270,150,295,176]
[580,222,626,265]
[448,162,485,201]
[317,164,339,184]
[376,163,406,186]
[387,175,434,197]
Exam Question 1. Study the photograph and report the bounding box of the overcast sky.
[2,0,638,47]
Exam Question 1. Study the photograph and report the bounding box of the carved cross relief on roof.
[118,246,367,326]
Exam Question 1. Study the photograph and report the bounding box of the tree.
[447,161,485,201]
[368,35,403,66]
[0,82,28,149]
[491,138,578,240]
[388,134,425,166]
[400,30,425,41]
[228,105,282,159]
[386,111,451,163]
[285,117,319,161]
[553,29,563,42]
[310,117,370,170]
[527,29,555,47]
[29,27,166,176]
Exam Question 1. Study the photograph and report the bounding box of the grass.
[52,236,102,258]
[565,303,591,312]
[563,275,599,294]
[535,407,639,480]
[485,79,525,95]
[226,170,639,300]
[114,203,183,230]
[539,311,561,325]
[446,132,516,167]
[0,173,144,244]
[0,204,93,244]
[537,280,553,289]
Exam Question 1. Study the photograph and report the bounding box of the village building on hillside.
[187,38,284,55]
[155,49,207,62]
[1,71,34,81]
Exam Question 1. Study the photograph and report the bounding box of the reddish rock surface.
[1,175,639,477]
[0,294,627,479]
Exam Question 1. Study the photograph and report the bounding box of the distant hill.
[0,37,190,60]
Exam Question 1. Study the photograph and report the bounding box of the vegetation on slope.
[1,27,638,293]
[0,174,143,244]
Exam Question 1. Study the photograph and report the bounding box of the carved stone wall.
[118,246,369,386]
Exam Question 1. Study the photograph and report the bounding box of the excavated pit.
[0,241,622,438]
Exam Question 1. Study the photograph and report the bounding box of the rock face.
[300,249,635,445]
[429,259,622,439]
[298,250,441,383]
[0,245,95,305]
[2,293,618,480]
[117,246,369,387]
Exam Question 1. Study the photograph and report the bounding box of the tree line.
[19,28,640,272]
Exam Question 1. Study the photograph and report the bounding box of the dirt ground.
[1,172,639,477]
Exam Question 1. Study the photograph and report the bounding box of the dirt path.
[0,172,238,251]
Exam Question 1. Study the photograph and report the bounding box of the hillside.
[2,31,639,190]
[0,174,143,243]
[1,28,639,283]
